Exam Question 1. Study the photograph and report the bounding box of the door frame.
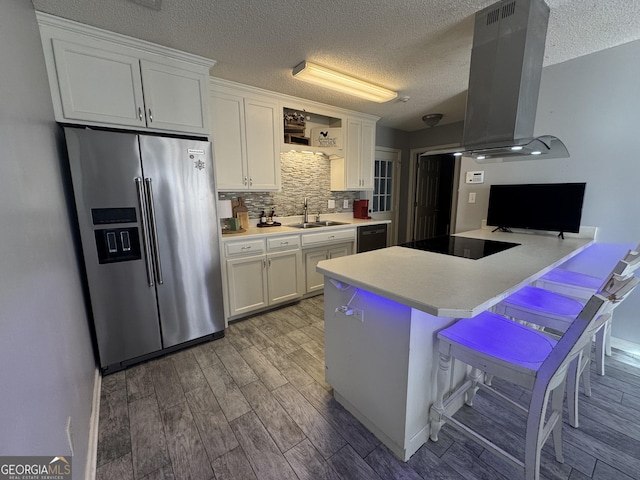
[406,146,461,242]
[363,146,402,245]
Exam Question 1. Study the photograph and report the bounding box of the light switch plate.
[343,199,349,209]
[328,199,335,209]
[468,192,476,203]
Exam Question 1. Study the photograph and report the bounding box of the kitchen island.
[316,228,594,461]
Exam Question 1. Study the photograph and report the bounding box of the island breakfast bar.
[316,228,594,461]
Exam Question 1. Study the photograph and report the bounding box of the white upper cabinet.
[139,60,209,133]
[209,79,280,191]
[37,13,214,135]
[208,77,378,193]
[331,116,376,190]
[52,39,145,127]
[210,91,247,190]
[359,118,376,189]
[244,98,280,190]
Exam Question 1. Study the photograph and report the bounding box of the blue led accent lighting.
[505,286,583,316]
[347,288,409,313]
[439,312,556,366]
[541,269,602,289]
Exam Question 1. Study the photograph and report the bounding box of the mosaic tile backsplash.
[218,151,360,219]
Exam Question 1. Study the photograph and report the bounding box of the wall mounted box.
[466,171,485,184]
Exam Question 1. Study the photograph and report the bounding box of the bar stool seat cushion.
[439,311,556,370]
[539,269,602,290]
[503,286,584,318]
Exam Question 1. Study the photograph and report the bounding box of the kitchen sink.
[287,220,350,229]
[287,222,322,229]
[312,221,349,226]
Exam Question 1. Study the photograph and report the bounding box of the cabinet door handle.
[249,177,253,186]
[244,177,248,186]
[280,241,289,245]
[241,246,252,250]
[263,259,266,268]
[268,258,272,267]
[148,109,153,122]
[328,235,335,239]
[138,107,143,121]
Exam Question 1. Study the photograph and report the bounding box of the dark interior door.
[413,154,455,241]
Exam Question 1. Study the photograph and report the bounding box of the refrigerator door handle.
[135,177,155,287]
[144,177,164,285]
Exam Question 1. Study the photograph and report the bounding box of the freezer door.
[139,136,225,346]
[64,128,162,368]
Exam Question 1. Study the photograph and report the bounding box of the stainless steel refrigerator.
[65,127,225,372]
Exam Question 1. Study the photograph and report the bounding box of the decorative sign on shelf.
[311,128,342,148]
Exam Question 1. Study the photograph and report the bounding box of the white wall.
[455,39,640,343]
[0,0,96,476]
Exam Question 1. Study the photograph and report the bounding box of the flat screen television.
[486,183,586,235]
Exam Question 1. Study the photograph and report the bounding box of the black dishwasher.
[357,224,388,253]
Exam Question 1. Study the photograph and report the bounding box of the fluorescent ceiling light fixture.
[511,146,524,151]
[453,152,463,157]
[292,61,397,103]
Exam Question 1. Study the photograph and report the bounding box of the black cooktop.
[400,235,520,260]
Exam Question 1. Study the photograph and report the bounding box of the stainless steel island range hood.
[426,0,569,162]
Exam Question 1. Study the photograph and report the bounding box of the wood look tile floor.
[96,295,640,480]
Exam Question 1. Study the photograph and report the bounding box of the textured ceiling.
[31,0,640,132]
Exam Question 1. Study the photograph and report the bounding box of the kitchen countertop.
[220,215,391,241]
[317,228,594,318]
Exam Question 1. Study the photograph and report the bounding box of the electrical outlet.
[343,199,349,209]
[351,307,364,322]
[336,305,364,322]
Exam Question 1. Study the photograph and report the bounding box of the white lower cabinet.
[224,235,302,318]
[223,229,358,319]
[226,254,269,317]
[304,244,352,293]
[301,228,356,294]
[267,250,303,304]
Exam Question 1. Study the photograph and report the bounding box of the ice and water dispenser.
[91,207,142,264]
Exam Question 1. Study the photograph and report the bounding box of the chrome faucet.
[303,197,309,223]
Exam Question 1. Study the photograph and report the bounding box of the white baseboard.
[85,368,101,480]
[611,337,640,356]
